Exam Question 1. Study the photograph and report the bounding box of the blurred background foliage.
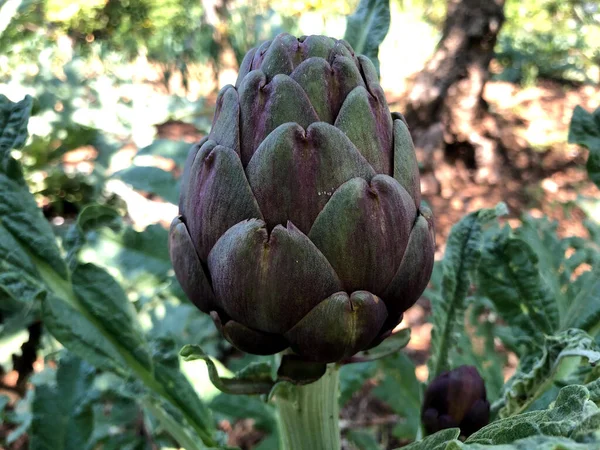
[1,0,600,449]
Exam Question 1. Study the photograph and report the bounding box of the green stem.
[274,364,341,450]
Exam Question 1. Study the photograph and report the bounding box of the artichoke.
[169,33,435,364]
[421,366,490,437]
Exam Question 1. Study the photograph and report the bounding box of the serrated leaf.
[0,222,49,311]
[344,0,390,75]
[468,385,600,445]
[495,329,600,418]
[396,428,460,450]
[372,352,422,441]
[429,204,507,380]
[0,173,68,279]
[586,378,600,404]
[72,263,152,370]
[0,96,68,280]
[29,356,95,450]
[478,231,558,345]
[0,94,32,176]
[461,436,596,449]
[39,273,217,446]
[568,105,600,187]
[513,215,600,335]
[136,139,192,168]
[114,165,180,204]
[563,270,600,335]
[42,293,127,372]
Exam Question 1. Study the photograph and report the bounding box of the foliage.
[427,203,508,380]
[0,95,221,448]
[344,0,390,75]
[2,2,600,449]
[496,0,600,85]
[569,105,600,189]
[401,383,600,449]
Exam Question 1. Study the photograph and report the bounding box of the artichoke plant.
[421,366,490,437]
[169,33,435,364]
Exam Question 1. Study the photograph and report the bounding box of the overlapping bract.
[169,33,435,363]
[421,366,491,437]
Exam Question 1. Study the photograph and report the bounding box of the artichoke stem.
[274,364,341,450]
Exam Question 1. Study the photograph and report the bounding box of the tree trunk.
[404,0,506,192]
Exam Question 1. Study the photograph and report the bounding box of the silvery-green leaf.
[429,203,507,380]
[478,231,558,343]
[468,385,600,445]
[494,329,600,418]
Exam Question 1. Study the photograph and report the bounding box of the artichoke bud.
[169,33,435,364]
[421,366,490,437]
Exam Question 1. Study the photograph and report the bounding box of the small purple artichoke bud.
[421,366,490,437]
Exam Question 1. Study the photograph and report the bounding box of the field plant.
[1,1,600,449]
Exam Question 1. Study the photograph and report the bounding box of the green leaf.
[40,276,217,446]
[586,378,600,404]
[141,398,205,450]
[448,297,507,403]
[429,203,507,380]
[0,94,32,175]
[81,224,171,291]
[0,96,68,280]
[72,263,152,370]
[468,384,600,445]
[0,98,218,448]
[339,361,377,407]
[346,429,382,450]
[136,139,192,168]
[42,293,127,372]
[344,0,390,75]
[180,344,275,395]
[462,436,596,449]
[149,338,216,444]
[495,329,600,418]
[29,356,95,450]
[63,204,122,268]
[397,428,460,450]
[478,229,558,345]
[563,270,600,336]
[114,165,180,204]
[513,215,600,335]
[372,352,422,441]
[0,222,49,311]
[352,328,411,362]
[568,105,600,187]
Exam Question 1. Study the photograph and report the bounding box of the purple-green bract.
[169,33,435,363]
[422,366,490,437]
